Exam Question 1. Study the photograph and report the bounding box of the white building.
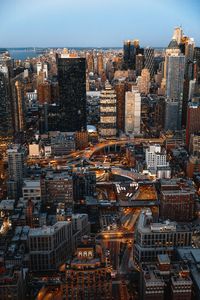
[22,179,41,203]
[29,143,40,158]
[43,63,48,78]
[44,145,52,157]
[145,145,169,170]
[36,62,42,75]
[125,89,141,134]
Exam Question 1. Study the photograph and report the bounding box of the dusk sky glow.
[0,0,200,47]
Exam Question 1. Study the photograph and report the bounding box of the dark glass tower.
[57,57,87,132]
[0,69,13,143]
[123,40,143,70]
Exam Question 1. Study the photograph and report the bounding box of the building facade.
[99,82,117,138]
[57,56,86,132]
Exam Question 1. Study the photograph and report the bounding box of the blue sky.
[0,0,199,47]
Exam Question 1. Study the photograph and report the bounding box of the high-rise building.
[123,40,143,69]
[87,52,94,73]
[125,89,141,134]
[194,47,200,85]
[144,47,155,77]
[173,26,183,44]
[36,62,42,75]
[164,99,180,131]
[114,82,126,132]
[14,80,25,132]
[37,81,52,104]
[97,52,104,76]
[186,102,200,147]
[0,64,13,145]
[7,144,25,199]
[99,82,117,138]
[29,221,72,271]
[57,55,86,132]
[165,39,185,128]
[137,68,150,95]
[135,54,144,76]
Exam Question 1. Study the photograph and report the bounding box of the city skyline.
[0,0,200,47]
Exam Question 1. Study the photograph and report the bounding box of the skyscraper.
[186,102,200,147]
[115,82,126,132]
[7,144,25,199]
[123,40,143,69]
[87,52,94,73]
[125,88,141,134]
[99,82,116,138]
[194,47,200,85]
[144,47,155,77]
[165,39,185,128]
[173,26,183,44]
[137,68,150,95]
[135,54,144,76]
[57,54,87,132]
[97,52,104,76]
[0,65,13,145]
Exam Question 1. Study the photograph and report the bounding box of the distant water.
[9,49,40,60]
[7,47,165,60]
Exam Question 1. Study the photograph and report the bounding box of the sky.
[0,0,200,47]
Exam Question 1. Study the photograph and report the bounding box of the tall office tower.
[99,82,117,138]
[14,80,25,132]
[37,81,52,104]
[125,89,141,134]
[137,68,150,95]
[186,102,200,147]
[123,40,131,67]
[0,65,13,145]
[97,52,104,76]
[164,99,180,131]
[194,47,200,85]
[123,39,142,69]
[135,54,144,76]
[185,38,195,80]
[87,52,94,73]
[165,39,185,129]
[134,208,192,263]
[173,26,183,44]
[57,55,87,132]
[29,221,72,271]
[7,144,25,199]
[115,82,126,132]
[65,238,112,300]
[144,47,155,77]
[36,61,42,75]
[43,63,48,78]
